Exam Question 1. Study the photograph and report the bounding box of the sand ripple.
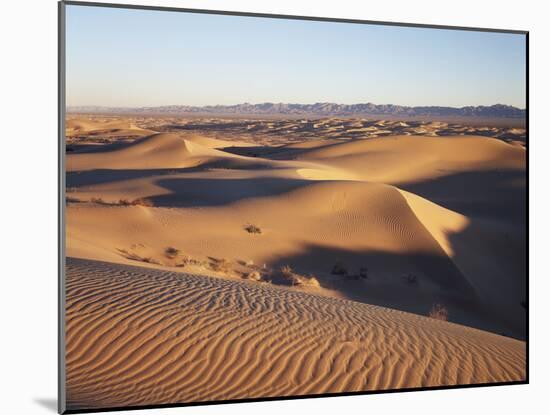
[66,258,525,410]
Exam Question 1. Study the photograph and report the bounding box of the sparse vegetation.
[243,271,262,281]
[165,247,180,259]
[292,274,321,288]
[117,249,161,265]
[86,197,155,207]
[244,224,262,234]
[280,265,294,278]
[278,265,320,288]
[428,304,449,321]
[209,258,232,273]
[331,261,348,276]
[177,257,205,268]
[90,197,106,204]
[131,197,154,207]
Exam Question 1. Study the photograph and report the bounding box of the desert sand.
[66,258,525,409]
[65,116,526,410]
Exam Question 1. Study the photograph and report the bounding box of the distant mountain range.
[68,103,526,118]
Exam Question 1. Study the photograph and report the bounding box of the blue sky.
[66,4,526,108]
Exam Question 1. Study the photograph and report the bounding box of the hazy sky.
[66,4,526,108]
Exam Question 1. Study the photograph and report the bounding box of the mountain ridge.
[68,102,526,118]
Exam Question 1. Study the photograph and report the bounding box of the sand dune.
[66,117,156,142]
[65,117,526,409]
[66,258,525,410]
[67,133,225,171]
[66,132,525,335]
[292,135,525,184]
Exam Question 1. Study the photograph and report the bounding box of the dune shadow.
[399,169,526,224]
[66,168,202,187]
[149,177,313,207]
[260,229,525,339]
[446,219,527,339]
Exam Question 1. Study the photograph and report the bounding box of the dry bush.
[165,247,180,259]
[131,198,154,207]
[209,258,232,273]
[140,257,161,265]
[280,265,294,278]
[428,304,449,321]
[243,270,263,281]
[117,249,161,265]
[244,224,262,234]
[331,261,348,276]
[292,274,321,288]
[176,257,202,268]
[279,265,320,288]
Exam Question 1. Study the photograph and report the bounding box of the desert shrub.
[280,265,294,278]
[141,257,161,265]
[131,198,154,207]
[176,258,202,268]
[428,304,449,321]
[278,265,320,288]
[292,274,321,288]
[209,258,232,273]
[331,261,348,276]
[244,271,262,281]
[244,224,262,234]
[117,249,161,265]
[165,247,180,259]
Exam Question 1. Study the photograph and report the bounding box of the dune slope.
[66,258,526,410]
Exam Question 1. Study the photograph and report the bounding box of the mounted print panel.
[59,1,528,413]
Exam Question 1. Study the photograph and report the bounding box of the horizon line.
[67,102,527,110]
